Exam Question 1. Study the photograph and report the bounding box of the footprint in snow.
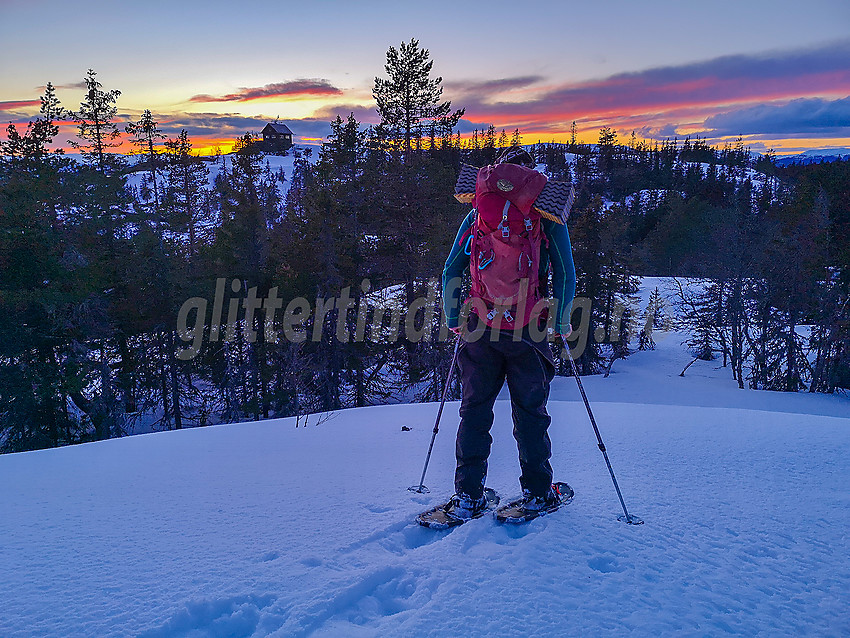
[588,555,625,573]
[365,504,393,514]
[139,593,278,638]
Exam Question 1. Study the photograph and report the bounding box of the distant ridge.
[774,148,849,167]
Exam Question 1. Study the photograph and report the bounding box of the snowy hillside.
[123,150,304,200]
[2,310,849,636]
[775,149,849,166]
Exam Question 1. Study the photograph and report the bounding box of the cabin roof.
[264,122,293,135]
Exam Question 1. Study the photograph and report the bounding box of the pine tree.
[67,69,129,268]
[126,110,165,225]
[370,40,466,385]
[373,38,464,155]
[2,83,64,162]
[64,71,130,438]
[69,69,123,175]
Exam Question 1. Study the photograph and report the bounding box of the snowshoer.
[440,145,576,521]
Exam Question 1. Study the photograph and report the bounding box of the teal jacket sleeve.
[542,218,576,334]
[442,210,475,329]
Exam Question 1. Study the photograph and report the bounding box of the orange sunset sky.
[1,0,849,156]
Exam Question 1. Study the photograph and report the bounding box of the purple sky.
[1,0,848,153]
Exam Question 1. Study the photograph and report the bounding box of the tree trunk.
[786,311,798,392]
[168,331,183,429]
[679,357,699,377]
[157,333,172,428]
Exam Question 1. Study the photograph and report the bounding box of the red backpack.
[463,163,549,331]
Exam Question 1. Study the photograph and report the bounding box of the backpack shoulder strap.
[457,208,477,254]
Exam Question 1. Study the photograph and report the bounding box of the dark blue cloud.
[636,123,679,139]
[702,96,850,136]
[157,112,335,143]
[457,39,850,130]
[142,112,270,139]
[309,103,380,125]
[443,76,545,97]
[455,118,490,133]
[1,109,31,123]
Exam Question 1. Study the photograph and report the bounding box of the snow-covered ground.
[2,285,849,637]
[624,189,685,208]
[123,150,304,200]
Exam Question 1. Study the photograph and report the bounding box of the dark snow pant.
[454,323,556,500]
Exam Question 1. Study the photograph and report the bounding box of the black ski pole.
[408,335,462,494]
[567,351,643,524]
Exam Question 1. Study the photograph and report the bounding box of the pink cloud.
[453,41,850,139]
[189,79,342,103]
[0,99,41,110]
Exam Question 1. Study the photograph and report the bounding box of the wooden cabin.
[261,122,293,152]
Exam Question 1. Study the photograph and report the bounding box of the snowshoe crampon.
[416,488,500,529]
[495,482,574,524]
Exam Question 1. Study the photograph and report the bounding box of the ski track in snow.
[1,330,849,636]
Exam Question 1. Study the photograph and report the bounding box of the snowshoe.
[416,488,500,530]
[495,482,574,524]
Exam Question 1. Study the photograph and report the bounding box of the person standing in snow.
[440,145,576,520]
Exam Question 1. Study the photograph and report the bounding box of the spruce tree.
[0,86,76,450]
[163,130,210,257]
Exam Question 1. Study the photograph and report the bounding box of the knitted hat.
[496,145,535,168]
